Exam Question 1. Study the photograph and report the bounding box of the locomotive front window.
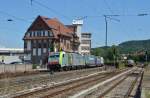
[50,55,59,58]
[49,54,60,61]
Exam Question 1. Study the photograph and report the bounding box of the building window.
[32,31,34,37]
[30,32,32,37]
[34,31,37,36]
[33,31,35,36]
[27,40,31,50]
[38,48,41,56]
[39,31,41,36]
[43,43,47,48]
[37,31,40,36]
[81,46,90,51]
[41,31,43,36]
[82,40,90,44]
[43,48,47,53]
[45,31,48,36]
[33,48,36,56]
[48,31,53,37]
[81,34,91,38]
[32,40,36,48]
[29,32,32,37]
[42,31,45,36]
[38,40,42,48]
[24,41,27,48]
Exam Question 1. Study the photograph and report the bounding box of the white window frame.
[33,48,36,56]
[27,40,31,50]
[38,48,41,56]
[45,31,48,36]
[35,31,37,36]
[41,31,43,36]
[43,48,47,53]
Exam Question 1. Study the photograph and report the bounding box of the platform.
[141,66,150,98]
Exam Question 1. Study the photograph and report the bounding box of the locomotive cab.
[48,52,60,70]
[47,51,66,71]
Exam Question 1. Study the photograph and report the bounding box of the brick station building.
[23,16,80,65]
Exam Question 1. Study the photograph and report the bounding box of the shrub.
[32,64,39,69]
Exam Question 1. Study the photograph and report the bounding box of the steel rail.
[13,70,124,98]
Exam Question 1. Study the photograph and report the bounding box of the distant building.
[81,33,91,55]
[72,19,83,53]
[23,16,80,65]
[0,48,24,56]
[0,48,24,64]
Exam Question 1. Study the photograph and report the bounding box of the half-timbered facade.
[23,16,79,65]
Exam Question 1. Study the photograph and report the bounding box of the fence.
[0,64,33,73]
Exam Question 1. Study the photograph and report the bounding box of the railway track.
[0,74,51,95]
[12,69,126,98]
[100,68,143,98]
[0,67,110,97]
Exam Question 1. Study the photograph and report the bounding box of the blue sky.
[0,0,150,48]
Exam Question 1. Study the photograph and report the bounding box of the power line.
[103,15,120,47]
[31,0,72,21]
[103,0,114,14]
[70,13,149,19]
[30,0,33,5]
[0,10,31,23]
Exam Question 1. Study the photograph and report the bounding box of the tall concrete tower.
[72,19,83,54]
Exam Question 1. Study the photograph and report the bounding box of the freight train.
[47,51,104,71]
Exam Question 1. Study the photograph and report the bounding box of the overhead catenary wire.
[69,13,149,20]
[0,10,32,23]
[103,0,114,14]
[0,0,148,23]
[31,0,72,21]
[0,0,148,25]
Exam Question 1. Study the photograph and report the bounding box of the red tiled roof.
[40,16,73,38]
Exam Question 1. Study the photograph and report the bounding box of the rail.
[12,70,125,98]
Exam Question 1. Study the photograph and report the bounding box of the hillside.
[92,39,150,55]
[118,39,150,54]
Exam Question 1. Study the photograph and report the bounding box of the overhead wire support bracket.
[103,15,120,47]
